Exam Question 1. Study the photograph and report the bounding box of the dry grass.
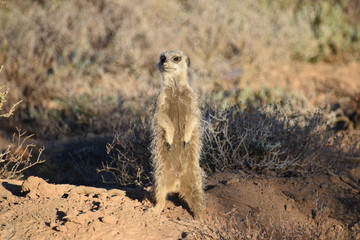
[201,101,359,174]
[0,65,22,118]
[0,0,359,137]
[101,100,360,185]
[1,66,45,179]
[101,119,152,185]
[0,129,45,179]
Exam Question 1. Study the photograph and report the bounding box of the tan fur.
[151,50,204,220]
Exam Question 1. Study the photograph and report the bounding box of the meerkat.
[150,50,204,220]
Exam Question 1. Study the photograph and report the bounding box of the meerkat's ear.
[186,56,191,67]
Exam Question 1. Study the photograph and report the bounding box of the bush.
[0,129,45,179]
[101,120,152,185]
[0,66,22,118]
[102,101,360,185]
[0,66,45,179]
[201,105,349,174]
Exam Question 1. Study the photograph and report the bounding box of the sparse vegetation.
[0,0,359,137]
[0,129,45,179]
[102,101,360,185]
[101,120,152,185]
[0,66,45,179]
[0,66,22,118]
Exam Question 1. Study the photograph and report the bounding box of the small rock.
[98,193,108,202]
[284,204,292,211]
[55,225,67,232]
[100,215,118,224]
[21,176,68,199]
[69,211,93,225]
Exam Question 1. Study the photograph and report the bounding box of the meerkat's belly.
[167,93,190,142]
[162,91,194,171]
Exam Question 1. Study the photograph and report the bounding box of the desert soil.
[0,169,359,240]
[0,62,360,239]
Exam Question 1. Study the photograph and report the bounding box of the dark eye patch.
[173,56,181,62]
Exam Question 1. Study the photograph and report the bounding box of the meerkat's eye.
[173,56,181,62]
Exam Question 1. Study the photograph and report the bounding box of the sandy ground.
[0,169,359,240]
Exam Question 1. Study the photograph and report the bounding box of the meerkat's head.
[158,50,190,80]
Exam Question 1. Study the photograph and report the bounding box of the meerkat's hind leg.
[185,189,204,221]
[151,184,168,215]
[179,177,204,221]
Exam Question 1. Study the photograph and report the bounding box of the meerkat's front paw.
[183,132,192,147]
[165,132,174,149]
[165,142,173,150]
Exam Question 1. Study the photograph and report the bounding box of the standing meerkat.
[151,50,204,220]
